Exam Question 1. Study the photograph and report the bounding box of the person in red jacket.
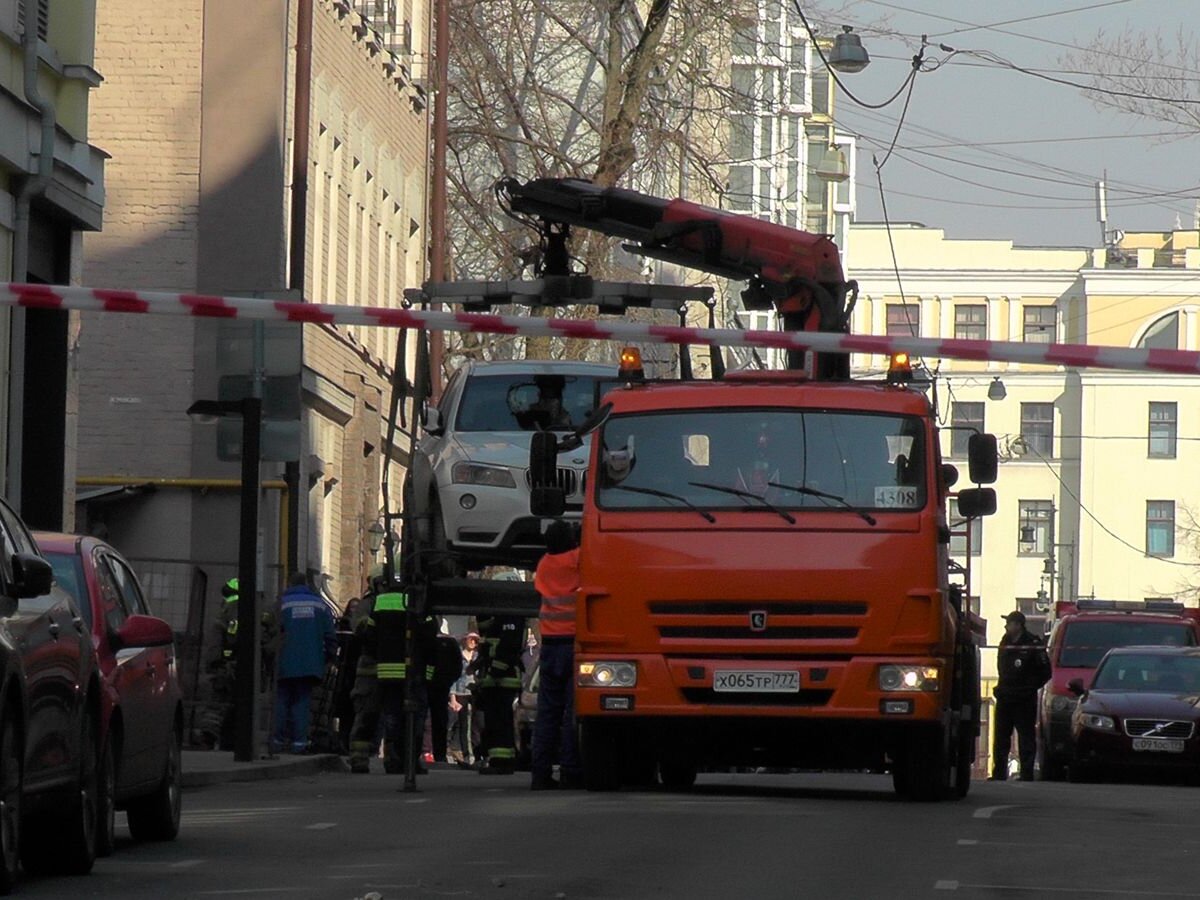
[530,519,583,790]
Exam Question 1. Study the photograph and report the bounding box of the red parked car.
[33,533,183,855]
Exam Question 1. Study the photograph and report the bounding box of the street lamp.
[367,519,387,554]
[828,26,870,73]
[187,396,262,763]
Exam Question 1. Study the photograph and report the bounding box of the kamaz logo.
[749,611,768,632]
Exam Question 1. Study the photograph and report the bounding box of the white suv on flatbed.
[408,359,612,572]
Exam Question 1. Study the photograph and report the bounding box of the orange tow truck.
[513,178,998,800]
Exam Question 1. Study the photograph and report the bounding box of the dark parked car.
[1069,645,1200,783]
[33,533,182,855]
[0,498,103,892]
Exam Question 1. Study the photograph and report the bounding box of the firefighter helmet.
[222,577,239,598]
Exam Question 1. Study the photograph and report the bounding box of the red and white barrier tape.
[3,282,1199,375]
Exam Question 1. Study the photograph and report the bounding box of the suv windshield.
[596,409,926,512]
[456,374,603,432]
[1059,620,1196,668]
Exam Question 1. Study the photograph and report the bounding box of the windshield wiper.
[606,484,716,523]
[687,481,796,524]
[767,482,877,526]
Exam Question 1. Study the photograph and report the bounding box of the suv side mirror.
[967,433,998,484]
[529,430,565,516]
[956,487,996,518]
[557,401,612,453]
[11,553,52,600]
[423,407,444,436]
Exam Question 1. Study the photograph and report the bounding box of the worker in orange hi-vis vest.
[530,520,583,791]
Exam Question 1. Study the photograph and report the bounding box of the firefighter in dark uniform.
[347,590,380,773]
[473,612,525,774]
[201,578,242,750]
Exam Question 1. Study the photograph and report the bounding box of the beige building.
[79,0,430,695]
[848,223,1200,688]
[0,0,106,528]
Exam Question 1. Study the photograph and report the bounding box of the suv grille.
[525,468,580,496]
[1124,719,1195,739]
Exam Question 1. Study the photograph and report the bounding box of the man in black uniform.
[991,611,1051,781]
[472,612,525,774]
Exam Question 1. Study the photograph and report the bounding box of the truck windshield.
[455,374,603,432]
[596,409,926,512]
[1058,621,1196,668]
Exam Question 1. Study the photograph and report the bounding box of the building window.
[1138,312,1179,351]
[1148,402,1177,458]
[1020,402,1054,457]
[949,498,982,556]
[886,304,919,337]
[949,402,984,458]
[1147,501,1175,557]
[1018,501,1054,555]
[954,305,987,341]
[1023,306,1057,344]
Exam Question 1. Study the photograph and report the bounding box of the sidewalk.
[182,750,347,789]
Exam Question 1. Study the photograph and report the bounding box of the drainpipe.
[8,17,58,508]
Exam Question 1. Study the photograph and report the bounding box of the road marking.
[972,804,1016,819]
[405,798,429,804]
[170,859,203,868]
[305,822,338,830]
[933,882,1200,896]
[197,891,305,896]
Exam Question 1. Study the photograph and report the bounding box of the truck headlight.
[578,661,637,688]
[1078,713,1115,732]
[451,462,516,488]
[878,664,940,692]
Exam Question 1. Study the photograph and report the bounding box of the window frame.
[949,497,982,557]
[1146,500,1176,558]
[885,304,920,337]
[1023,306,1057,344]
[953,304,987,341]
[1020,402,1054,458]
[1018,500,1054,556]
[1148,401,1177,459]
[948,402,984,458]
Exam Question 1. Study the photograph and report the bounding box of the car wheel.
[95,731,117,857]
[892,724,952,801]
[658,757,697,791]
[24,713,97,876]
[0,712,21,896]
[126,726,182,842]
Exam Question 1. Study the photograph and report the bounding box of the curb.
[182,753,348,789]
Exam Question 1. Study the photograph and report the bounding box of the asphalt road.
[18,769,1200,899]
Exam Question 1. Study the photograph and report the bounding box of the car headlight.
[1078,713,1116,732]
[578,661,637,688]
[1050,694,1076,713]
[878,664,940,692]
[451,462,516,488]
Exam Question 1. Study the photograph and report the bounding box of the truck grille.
[1123,719,1195,739]
[525,467,580,496]
[649,601,866,642]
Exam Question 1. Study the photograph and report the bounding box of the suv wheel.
[0,712,21,895]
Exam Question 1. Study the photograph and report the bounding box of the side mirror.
[967,433,998,485]
[114,614,175,650]
[956,487,996,518]
[1067,678,1085,697]
[423,407,443,436]
[11,553,53,600]
[556,401,612,453]
[941,463,959,489]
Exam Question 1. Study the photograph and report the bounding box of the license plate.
[1132,737,1185,753]
[713,670,800,693]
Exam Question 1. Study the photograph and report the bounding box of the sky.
[826,0,1199,248]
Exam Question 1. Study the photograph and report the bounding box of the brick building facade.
[80,0,430,732]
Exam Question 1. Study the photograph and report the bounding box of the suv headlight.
[452,462,516,488]
[578,661,637,688]
[1078,713,1116,732]
[1050,694,1076,713]
[878,664,940,692]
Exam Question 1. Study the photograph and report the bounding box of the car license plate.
[713,670,800,693]
[1132,737,1185,753]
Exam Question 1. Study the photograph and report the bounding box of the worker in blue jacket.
[271,572,338,754]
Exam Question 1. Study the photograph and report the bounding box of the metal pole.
[234,396,263,762]
[426,0,449,400]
